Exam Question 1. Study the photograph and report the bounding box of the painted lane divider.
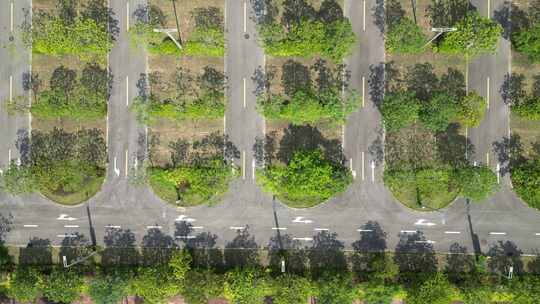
[415,240,436,244]
[105,225,121,229]
[146,225,162,229]
[23,224,38,228]
[357,229,373,232]
[400,230,417,234]
[293,237,313,241]
[64,225,79,228]
[444,231,461,234]
[175,215,196,222]
[176,235,196,239]
[314,228,329,231]
[57,234,77,238]
[230,226,246,230]
[489,232,507,235]
[272,227,287,230]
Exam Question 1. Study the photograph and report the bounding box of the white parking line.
[445,231,461,234]
[371,160,375,182]
[486,153,489,166]
[357,229,373,232]
[252,158,255,180]
[272,227,287,230]
[362,76,365,107]
[23,224,38,228]
[230,226,245,230]
[146,225,162,229]
[192,226,204,229]
[535,233,540,236]
[125,149,129,177]
[489,232,506,235]
[64,225,79,228]
[105,225,121,229]
[314,228,329,231]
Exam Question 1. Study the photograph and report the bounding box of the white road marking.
[176,235,196,239]
[496,163,500,184]
[192,226,204,229]
[415,240,436,244]
[414,219,436,227]
[175,215,196,222]
[357,229,373,232]
[535,233,540,236]
[473,161,477,166]
[64,225,79,228]
[489,232,506,235]
[341,125,345,149]
[57,214,77,221]
[292,217,313,224]
[252,158,255,180]
[57,234,77,238]
[243,0,247,33]
[125,149,129,177]
[146,225,162,229]
[487,0,491,17]
[126,1,130,32]
[371,160,375,182]
[362,76,365,107]
[8,149,11,163]
[486,152,489,166]
[362,0,366,31]
[314,228,329,231]
[113,156,120,176]
[400,230,417,234]
[444,231,461,234]
[293,237,313,241]
[361,152,365,180]
[125,76,129,106]
[486,77,490,109]
[104,225,121,229]
[10,1,14,32]
[9,75,13,102]
[23,224,38,228]
[262,118,266,137]
[243,77,246,108]
[223,115,226,133]
[272,227,287,230]
[242,150,246,180]
[230,226,246,230]
[349,158,356,179]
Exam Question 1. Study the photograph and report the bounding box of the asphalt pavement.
[0,0,539,259]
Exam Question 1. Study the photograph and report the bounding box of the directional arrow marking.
[292,217,313,224]
[414,219,436,227]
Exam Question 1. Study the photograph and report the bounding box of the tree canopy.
[386,17,427,54]
[511,158,540,210]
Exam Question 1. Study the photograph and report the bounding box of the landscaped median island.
[0,0,112,205]
[127,1,234,207]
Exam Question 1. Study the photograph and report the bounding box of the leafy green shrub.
[511,158,540,210]
[1,162,36,195]
[386,17,427,54]
[224,268,270,304]
[512,96,540,120]
[42,268,84,304]
[316,274,358,304]
[456,92,487,127]
[182,271,224,304]
[419,93,459,132]
[381,91,420,131]
[7,267,42,303]
[454,165,499,202]
[130,266,181,304]
[88,272,130,304]
[406,273,456,304]
[257,149,352,208]
[512,23,540,62]
[271,274,313,304]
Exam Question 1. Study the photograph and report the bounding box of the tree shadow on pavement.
[486,240,524,276]
[374,0,390,33]
[19,238,53,266]
[445,243,475,284]
[426,0,473,28]
[267,233,308,276]
[369,127,385,166]
[101,228,140,266]
[368,63,386,108]
[250,0,278,25]
[494,2,528,40]
[500,73,526,105]
[276,125,345,165]
[15,129,31,165]
[492,134,526,176]
[393,231,438,284]
[0,213,12,241]
[175,222,224,271]
[350,221,388,281]
[436,123,474,167]
[58,232,94,271]
[308,231,347,279]
[318,0,343,24]
[224,226,260,270]
[141,228,176,266]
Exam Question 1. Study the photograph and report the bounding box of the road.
[0,0,31,172]
[0,0,539,260]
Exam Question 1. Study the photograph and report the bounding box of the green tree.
[386,17,427,54]
[7,266,43,303]
[223,268,269,304]
[359,282,402,304]
[419,93,458,132]
[258,149,352,207]
[271,274,313,304]
[512,96,540,120]
[182,271,224,304]
[511,158,540,210]
[438,11,502,57]
[169,249,191,281]
[88,271,130,304]
[42,268,84,304]
[455,165,499,202]
[1,162,36,195]
[512,23,540,62]
[130,266,180,304]
[456,92,487,127]
[381,91,420,131]
[406,273,456,304]
[316,274,357,304]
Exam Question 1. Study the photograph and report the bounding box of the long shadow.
[487,240,524,276]
[318,0,343,24]
[368,62,386,108]
[59,232,94,271]
[19,238,53,266]
[466,200,482,259]
[224,226,260,270]
[101,228,140,266]
[500,73,526,105]
[267,233,308,276]
[393,231,438,283]
[445,242,475,284]
[350,221,388,281]
[368,127,385,166]
[174,222,225,271]
[276,125,345,165]
[492,134,526,176]
[309,231,347,279]
[141,227,176,266]
[436,123,473,167]
[494,2,528,40]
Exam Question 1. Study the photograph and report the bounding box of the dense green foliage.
[258,149,352,208]
[380,91,420,131]
[256,0,355,61]
[130,6,224,57]
[406,273,457,304]
[270,275,312,304]
[1,128,106,205]
[513,23,540,62]
[132,66,225,124]
[316,274,357,304]
[456,92,487,127]
[28,0,113,61]
[419,93,459,132]
[455,166,499,202]
[147,132,236,206]
[223,268,270,304]
[258,59,360,125]
[32,64,109,121]
[511,1,540,62]
[386,17,427,54]
[438,11,502,57]
[88,271,130,304]
[42,268,84,304]
[7,267,42,303]
[503,73,540,120]
[181,271,224,304]
[511,158,540,210]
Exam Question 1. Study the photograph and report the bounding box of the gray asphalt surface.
[0,0,539,259]
[0,0,31,171]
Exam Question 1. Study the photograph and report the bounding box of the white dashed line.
[64,225,79,228]
[272,227,287,230]
[489,232,506,235]
[243,0,247,33]
[9,75,13,102]
[400,230,417,234]
[242,150,246,180]
[105,225,121,229]
[57,234,77,238]
[230,226,245,230]
[176,235,196,239]
[23,225,38,228]
[192,226,204,229]
[146,225,162,229]
[535,233,540,236]
[314,228,329,231]
[10,1,14,32]
[444,231,461,234]
[243,77,246,108]
[293,237,313,241]
[357,229,373,232]
[125,76,129,106]
[126,1,130,32]
[415,240,436,244]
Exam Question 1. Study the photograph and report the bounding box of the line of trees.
[501,73,540,120]
[510,0,540,62]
